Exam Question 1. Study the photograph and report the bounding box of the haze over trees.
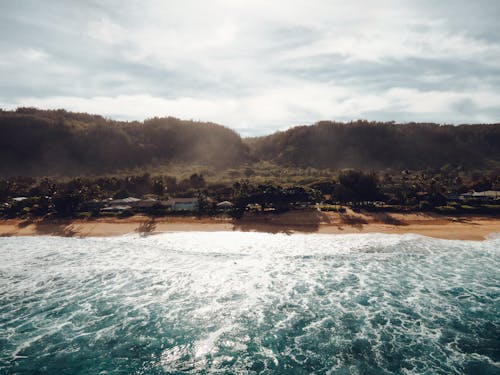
[246,120,500,170]
[0,108,499,177]
[1,108,499,218]
[0,108,249,176]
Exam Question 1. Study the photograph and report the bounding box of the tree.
[164,176,177,193]
[53,192,84,217]
[189,173,205,189]
[152,178,166,196]
[336,170,380,203]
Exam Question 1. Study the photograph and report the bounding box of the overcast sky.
[1,0,499,135]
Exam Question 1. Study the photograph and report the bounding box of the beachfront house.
[216,201,234,211]
[98,196,160,212]
[459,190,500,202]
[164,198,199,211]
[472,190,500,200]
[109,197,141,207]
[136,197,158,209]
[102,205,132,212]
[12,197,28,202]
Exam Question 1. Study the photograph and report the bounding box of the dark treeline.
[0,108,249,176]
[247,120,500,170]
[1,109,500,177]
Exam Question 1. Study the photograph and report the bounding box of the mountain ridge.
[1,108,499,176]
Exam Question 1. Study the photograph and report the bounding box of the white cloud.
[277,21,497,63]
[3,83,499,135]
[87,18,127,45]
[22,48,50,61]
[2,0,500,132]
[0,48,49,67]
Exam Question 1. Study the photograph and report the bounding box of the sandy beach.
[1,209,499,240]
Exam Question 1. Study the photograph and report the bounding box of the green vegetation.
[1,108,500,177]
[0,108,499,219]
[247,120,500,170]
[0,108,249,176]
[1,168,499,219]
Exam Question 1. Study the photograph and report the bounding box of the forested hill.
[246,120,500,170]
[0,108,249,176]
[1,109,499,176]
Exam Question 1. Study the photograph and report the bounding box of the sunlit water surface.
[1,232,499,374]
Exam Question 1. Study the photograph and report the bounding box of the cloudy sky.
[1,0,499,135]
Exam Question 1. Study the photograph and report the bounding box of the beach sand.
[1,209,499,240]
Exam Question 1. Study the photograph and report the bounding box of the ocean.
[1,232,499,374]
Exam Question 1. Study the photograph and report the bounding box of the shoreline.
[1,210,499,241]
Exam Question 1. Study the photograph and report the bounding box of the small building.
[459,190,500,202]
[164,198,199,211]
[136,197,158,209]
[216,201,234,210]
[12,197,28,202]
[110,197,141,207]
[471,190,500,201]
[102,205,132,212]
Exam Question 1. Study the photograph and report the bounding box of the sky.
[1,0,499,135]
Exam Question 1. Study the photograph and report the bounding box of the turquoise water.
[0,232,499,374]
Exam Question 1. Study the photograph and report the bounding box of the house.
[459,190,500,202]
[8,197,31,208]
[109,197,141,207]
[471,190,500,201]
[12,197,28,202]
[164,198,199,211]
[216,201,234,210]
[136,197,158,209]
[102,205,132,212]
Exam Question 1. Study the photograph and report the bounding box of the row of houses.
[1,195,238,216]
[90,197,200,212]
[447,190,500,203]
[4,189,498,214]
[88,197,236,213]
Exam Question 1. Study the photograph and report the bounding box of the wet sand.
[1,209,499,240]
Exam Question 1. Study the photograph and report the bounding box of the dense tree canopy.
[246,120,500,170]
[0,108,249,175]
[1,109,499,177]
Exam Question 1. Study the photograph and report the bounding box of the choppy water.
[1,232,499,374]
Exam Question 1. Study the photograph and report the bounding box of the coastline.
[1,209,499,240]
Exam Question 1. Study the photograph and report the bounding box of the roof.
[12,197,28,202]
[111,197,141,204]
[102,205,132,211]
[166,198,198,204]
[471,190,500,197]
[217,201,234,207]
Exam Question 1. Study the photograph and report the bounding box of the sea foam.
[1,232,499,374]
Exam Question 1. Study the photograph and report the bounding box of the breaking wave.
[1,232,499,374]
